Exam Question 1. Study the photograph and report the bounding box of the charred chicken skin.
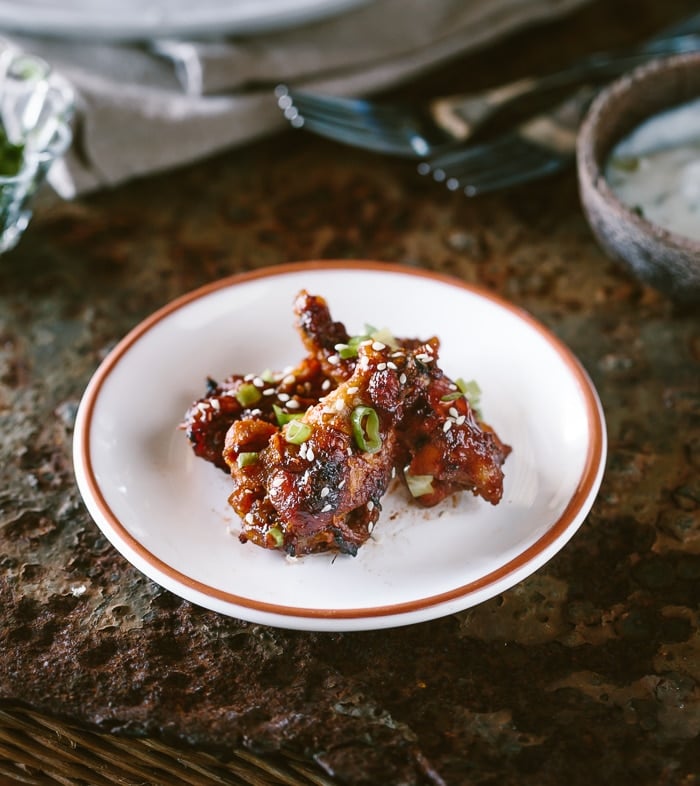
[182,290,511,556]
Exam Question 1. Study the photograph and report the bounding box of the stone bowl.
[576,52,700,303]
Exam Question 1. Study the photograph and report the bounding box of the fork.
[275,31,700,158]
[417,86,595,196]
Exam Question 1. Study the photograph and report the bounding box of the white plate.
[0,0,370,40]
[73,262,606,631]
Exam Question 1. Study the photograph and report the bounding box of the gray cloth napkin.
[6,0,590,195]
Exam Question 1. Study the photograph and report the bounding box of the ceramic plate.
[73,262,606,631]
[0,0,370,40]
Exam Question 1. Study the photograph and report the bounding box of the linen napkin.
[2,0,590,196]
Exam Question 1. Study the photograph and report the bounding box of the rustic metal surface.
[1,2,699,784]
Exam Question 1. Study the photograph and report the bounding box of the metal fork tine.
[290,113,418,156]
[277,86,411,122]
[427,136,525,179]
[287,100,409,142]
[293,96,406,124]
[464,156,568,195]
[420,86,592,195]
[429,138,566,192]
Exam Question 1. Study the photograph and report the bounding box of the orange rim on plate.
[75,261,606,623]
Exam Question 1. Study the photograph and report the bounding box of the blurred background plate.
[0,0,371,41]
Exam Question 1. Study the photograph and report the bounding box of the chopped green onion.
[340,325,399,360]
[457,378,482,414]
[237,452,259,468]
[267,527,284,548]
[351,405,382,453]
[273,403,304,425]
[338,336,364,359]
[405,473,434,498]
[236,382,261,407]
[369,326,398,349]
[441,378,484,414]
[285,420,312,444]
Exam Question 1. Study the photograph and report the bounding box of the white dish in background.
[73,261,607,631]
[0,0,370,40]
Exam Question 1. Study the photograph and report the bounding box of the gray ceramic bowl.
[577,52,700,303]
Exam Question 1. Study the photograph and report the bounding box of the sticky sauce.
[605,97,700,242]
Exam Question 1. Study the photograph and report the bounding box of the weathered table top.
[1,1,699,784]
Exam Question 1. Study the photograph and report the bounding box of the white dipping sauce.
[605,97,700,242]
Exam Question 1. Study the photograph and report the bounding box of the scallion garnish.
[285,420,312,444]
[405,473,434,498]
[441,378,483,414]
[267,527,284,548]
[273,403,304,425]
[237,452,259,468]
[236,382,261,407]
[351,405,382,453]
[458,378,482,415]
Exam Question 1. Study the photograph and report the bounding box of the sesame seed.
[449,407,459,418]
[283,374,296,385]
[307,447,315,461]
[376,363,387,371]
[278,393,290,402]
[253,377,264,387]
[245,513,254,524]
[338,480,346,489]
[211,399,220,411]
[244,373,254,381]
[367,500,374,511]
[456,415,466,426]
[287,399,300,409]
[443,420,452,432]
[328,354,340,365]
[263,388,275,396]
[347,447,353,456]
[299,443,308,459]
[322,379,332,391]
[347,386,359,394]
[399,373,407,385]
[334,399,345,411]
[335,343,349,352]
[321,504,332,513]
[372,341,385,351]
[320,487,330,498]
[387,362,398,370]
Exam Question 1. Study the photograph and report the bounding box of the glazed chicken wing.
[223,339,418,556]
[182,290,511,556]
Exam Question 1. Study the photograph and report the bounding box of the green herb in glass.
[0,126,24,178]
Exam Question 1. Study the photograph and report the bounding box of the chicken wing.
[182,290,511,556]
[223,338,418,556]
